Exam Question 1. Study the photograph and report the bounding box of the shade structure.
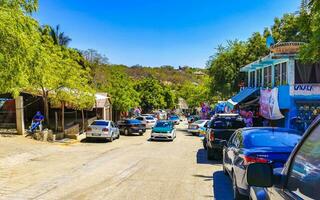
[226,88,259,110]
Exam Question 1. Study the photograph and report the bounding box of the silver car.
[86,120,120,142]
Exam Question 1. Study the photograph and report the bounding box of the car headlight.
[167,131,171,133]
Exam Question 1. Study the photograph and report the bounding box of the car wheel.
[139,132,143,136]
[109,135,113,142]
[124,129,129,136]
[203,139,207,150]
[207,148,215,160]
[232,172,246,200]
[116,133,120,139]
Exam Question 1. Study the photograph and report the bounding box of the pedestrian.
[29,111,44,133]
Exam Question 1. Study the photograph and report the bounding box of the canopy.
[226,88,259,109]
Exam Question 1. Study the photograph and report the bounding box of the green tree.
[135,78,166,112]
[49,25,72,47]
[0,6,40,97]
[0,0,38,13]
[299,0,320,62]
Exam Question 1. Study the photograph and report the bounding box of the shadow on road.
[213,171,233,200]
[196,148,222,165]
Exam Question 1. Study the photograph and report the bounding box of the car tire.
[139,132,143,136]
[109,135,113,142]
[124,129,129,136]
[207,148,215,160]
[116,133,120,139]
[232,172,247,200]
[203,139,207,150]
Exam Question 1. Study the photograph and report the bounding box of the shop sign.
[290,84,320,96]
[260,88,284,120]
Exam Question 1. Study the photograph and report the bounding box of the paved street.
[0,123,233,200]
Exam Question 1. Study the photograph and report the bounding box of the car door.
[269,121,320,200]
[225,131,239,172]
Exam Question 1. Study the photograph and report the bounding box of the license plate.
[92,133,101,136]
[139,130,142,132]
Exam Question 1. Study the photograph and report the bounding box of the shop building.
[239,42,320,130]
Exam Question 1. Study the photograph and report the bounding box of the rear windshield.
[91,121,109,126]
[146,116,154,120]
[126,119,141,124]
[155,122,172,127]
[244,131,301,148]
[210,118,245,129]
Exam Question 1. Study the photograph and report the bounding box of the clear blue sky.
[35,0,301,68]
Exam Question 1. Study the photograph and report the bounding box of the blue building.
[231,42,320,130]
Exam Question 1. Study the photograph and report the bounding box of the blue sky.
[35,0,301,68]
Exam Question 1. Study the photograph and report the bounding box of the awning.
[226,88,259,109]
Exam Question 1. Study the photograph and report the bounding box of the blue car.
[222,127,302,199]
[168,115,180,125]
[247,117,320,200]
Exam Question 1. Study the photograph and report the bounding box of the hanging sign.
[290,84,320,96]
[260,88,284,120]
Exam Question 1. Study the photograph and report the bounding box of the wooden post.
[15,96,25,135]
[81,109,85,133]
[61,101,65,132]
[55,111,58,132]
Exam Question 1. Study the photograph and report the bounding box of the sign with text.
[260,88,284,120]
[290,84,320,96]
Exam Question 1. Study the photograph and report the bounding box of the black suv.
[204,114,245,160]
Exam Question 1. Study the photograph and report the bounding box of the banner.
[260,88,284,120]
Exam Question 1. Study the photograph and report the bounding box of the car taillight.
[243,155,268,165]
[86,127,92,131]
[102,128,109,132]
[209,130,214,141]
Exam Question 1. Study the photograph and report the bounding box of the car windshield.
[244,130,301,148]
[194,120,205,124]
[126,119,141,124]
[210,118,244,129]
[146,116,154,120]
[91,121,109,126]
[155,122,172,128]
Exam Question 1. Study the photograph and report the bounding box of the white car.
[136,116,156,129]
[188,120,210,136]
[150,121,176,141]
[86,120,120,142]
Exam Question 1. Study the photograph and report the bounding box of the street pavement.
[0,122,233,200]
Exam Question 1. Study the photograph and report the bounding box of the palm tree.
[49,25,72,47]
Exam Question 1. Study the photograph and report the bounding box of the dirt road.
[0,123,233,200]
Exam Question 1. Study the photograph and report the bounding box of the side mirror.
[247,163,274,187]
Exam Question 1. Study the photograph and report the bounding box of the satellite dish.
[266,36,275,48]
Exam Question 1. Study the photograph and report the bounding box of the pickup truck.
[204,114,245,160]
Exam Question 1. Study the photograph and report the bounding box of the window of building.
[295,61,320,84]
[274,64,281,86]
[256,69,262,87]
[263,66,272,87]
[281,63,287,85]
[249,71,255,87]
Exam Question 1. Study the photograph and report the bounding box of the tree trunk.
[43,92,50,126]
[61,101,65,132]
[81,109,85,133]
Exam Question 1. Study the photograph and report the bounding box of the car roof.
[241,127,302,135]
[215,113,239,117]
[94,120,111,122]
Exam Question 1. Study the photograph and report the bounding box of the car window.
[136,117,143,120]
[210,118,245,129]
[287,123,320,200]
[233,131,243,148]
[91,121,109,126]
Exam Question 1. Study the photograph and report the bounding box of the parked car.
[204,114,245,160]
[246,117,320,200]
[150,120,176,141]
[117,119,146,136]
[188,120,210,136]
[223,127,302,199]
[136,116,156,129]
[86,120,120,142]
[168,115,180,125]
[187,115,200,124]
